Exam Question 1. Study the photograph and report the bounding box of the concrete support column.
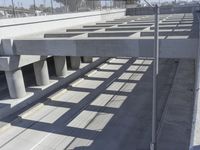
[67,56,80,69]
[5,69,26,99]
[33,60,49,86]
[81,57,93,63]
[54,56,68,77]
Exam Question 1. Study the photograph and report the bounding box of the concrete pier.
[82,57,93,63]
[33,60,49,86]
[54,56,68,77]
[5,69,26,99]
[67,57,81,69]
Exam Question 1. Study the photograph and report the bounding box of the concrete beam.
[150,26,192,30]
[45,32,137,38]
[140,31,194,37]
[96,22,122,25]
[66,28,100,32]
[44,33,82,38]
[105,27,146,31]
[88,32,136,37]
[83,25,113,28]
[0,56,49,71]
[126,22,154,26]
[13,38,198,59]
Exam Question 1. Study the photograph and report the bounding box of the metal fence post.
[65,0,67,13]
[150,4,159,150]
[33,0,37,16]
[99,0,101,10]
[76,0,78,12]
[50,0,54,14]
[11,0,16,17]
[93,0,95,10]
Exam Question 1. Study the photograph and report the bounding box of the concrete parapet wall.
[126,6,199,16]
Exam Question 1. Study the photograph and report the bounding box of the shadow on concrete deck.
[0,58,194,150]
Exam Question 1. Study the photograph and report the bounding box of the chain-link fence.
[0,0,126,19]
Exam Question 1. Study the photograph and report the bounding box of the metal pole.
[93,0,95,10]
[11,0,16,17]
[65,0,67,13]
[50,0,54,14]
[76,0,78,12]
[99,0,102,11]
[150,4,159,150]
[33,0,36,16]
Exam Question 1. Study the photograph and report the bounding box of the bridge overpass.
[0,8,199,150]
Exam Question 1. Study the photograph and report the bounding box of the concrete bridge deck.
[0,11,199,150]
[0,57,194,150]
[11,13,198,58]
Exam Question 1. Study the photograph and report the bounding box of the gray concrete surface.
[5,69,26,99]
[33,60,50,86]
[0,58,194,150]
[12,14,198,59]
[126,6,199,16]
[82,57,93,63]
[67,57,81,70]
[0,12,198,150]
[54,56,68,77]
[0,57,107,120]
[157,60,194,150]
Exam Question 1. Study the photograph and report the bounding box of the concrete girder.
[0,55,49,71]
[13,38,198,59]
[140,31,195,37]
